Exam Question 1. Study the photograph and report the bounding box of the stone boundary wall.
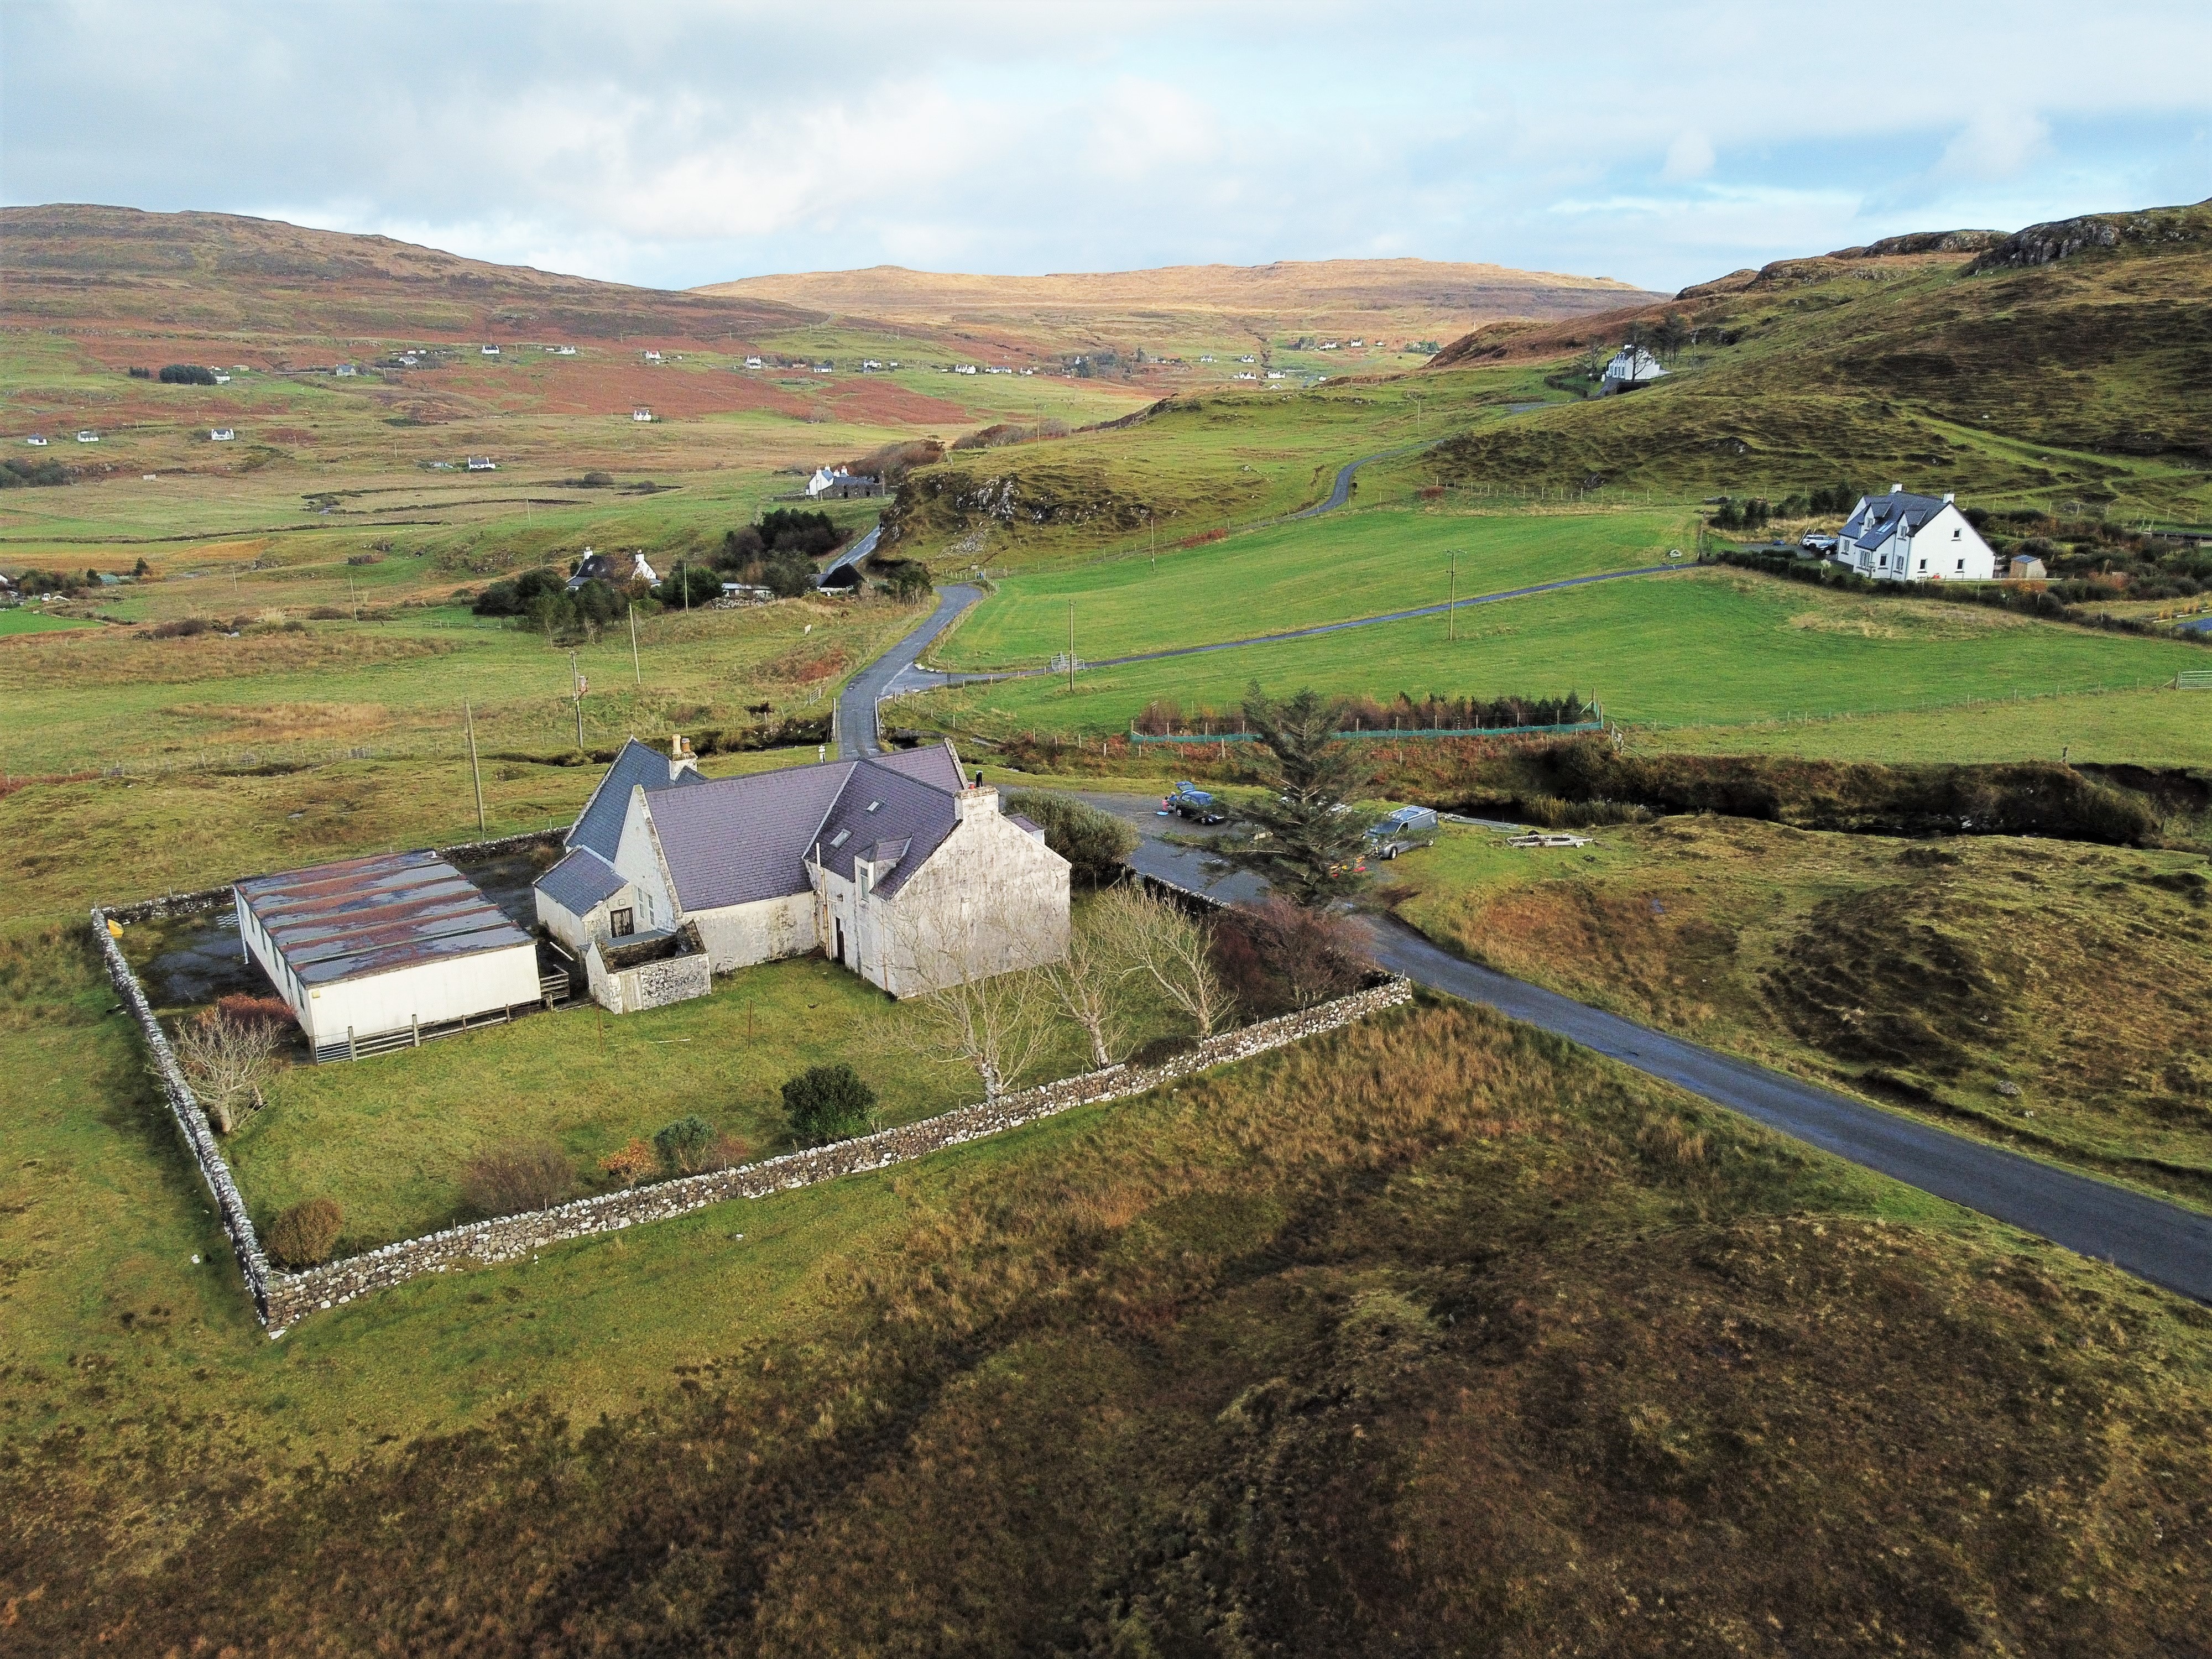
[90,906,276,1321]
[260,977,1412,1331]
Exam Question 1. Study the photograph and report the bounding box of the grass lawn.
[1636,682,2212,769]
[1379,814,2212,1207]
[933,503,1694,670]
[0,606,96,635]
[912,566,2205,741]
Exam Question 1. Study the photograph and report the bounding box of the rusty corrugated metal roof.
[236,849,531,986]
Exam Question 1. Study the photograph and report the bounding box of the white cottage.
[1832,486,1996,583]
[1599,345,1666,395]
[535,737,1069,1003]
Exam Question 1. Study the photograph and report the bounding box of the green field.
[0,605,93,635]
[1637,682,2212,769]
[935,503,1692,670]
[912,566,2206,747]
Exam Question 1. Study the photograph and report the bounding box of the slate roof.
[552,738,978,915]
[566,552,616,591]
[1841,491,1949,551]
[535,847,628,915]
[568,737,706,860]
[238,850,530,987]
[646,762,855,910]
[808,760,960,896]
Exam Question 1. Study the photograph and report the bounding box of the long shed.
[236,850,543,1061]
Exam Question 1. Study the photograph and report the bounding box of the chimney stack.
[1890,483,1903,494]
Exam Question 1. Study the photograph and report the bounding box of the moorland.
[3,198,2211,1652]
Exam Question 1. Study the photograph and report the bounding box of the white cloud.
[1661,132,1715,183]
[1932,108,2054,182]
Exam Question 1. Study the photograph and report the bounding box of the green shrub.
[265,1198,343,1269]
[1003,791,1137,886]
[781,1065,878,1146]
[158,363,218,386]
[653,1115,719,1175]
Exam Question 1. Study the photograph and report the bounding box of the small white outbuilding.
[236,850,544,1061]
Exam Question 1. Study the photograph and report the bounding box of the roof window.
[865,801,881,812]
[829,829,851,848]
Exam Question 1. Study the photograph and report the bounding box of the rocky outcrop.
[1967,204,2205,272]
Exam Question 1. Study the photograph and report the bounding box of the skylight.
[828,828,851,848]
[865,801,881,812]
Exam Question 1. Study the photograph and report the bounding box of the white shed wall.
[297,942,542,1045]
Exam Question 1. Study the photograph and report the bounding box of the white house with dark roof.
[1598,344,1666,394]
[534,736,1068,1003]
[1832,485,1996,582]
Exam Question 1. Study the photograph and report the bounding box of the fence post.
[347,1025,356,1062]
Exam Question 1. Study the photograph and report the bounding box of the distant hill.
[0,204,819,345]
[698,259,1663,352]
[1418,201,2212,504]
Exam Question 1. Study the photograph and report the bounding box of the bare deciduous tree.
[173,1007,285,1134]
[886,881,1060,1103]
[1040,912,1135,1070]
[1095,884,1227,1040]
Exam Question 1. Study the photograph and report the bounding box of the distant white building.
[551,345,577,356]
[212,372,232,384]
[210,428,236,442]
[632,407,654,422]
[744,356,764,369]
[566,548,659,591]
[1832,486,1997,583]
[465,456,498,471]
[481,345,500,357]
[643,350,662,363]
[335,363,358,377]
[25,435,48,447]
[1599,345,1667,395]
[76,430,100,442]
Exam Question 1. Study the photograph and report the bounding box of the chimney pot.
[1890,483,1903,494]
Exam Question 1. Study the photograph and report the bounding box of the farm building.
[1598,345,1666,394]
[806,466,883,499]
[25,435,48,446]
[209,428,236,442]
[535,736,1069,1008]
[566,547,658,590]
[2008,552,2048,580]
[236,851,547,1062]
[465,456,498,471]
[632,406,654,422]
[1832,486,1997,582]
[76,430,100,442]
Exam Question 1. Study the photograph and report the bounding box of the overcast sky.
[6,1,2210,294]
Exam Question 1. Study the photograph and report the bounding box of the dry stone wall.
[260,977,1412,1331]
[91,906,276,1321]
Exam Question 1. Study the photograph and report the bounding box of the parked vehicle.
[1800,532,1839,553]
[1365,805,1439,858]
[1165,782,1227,825]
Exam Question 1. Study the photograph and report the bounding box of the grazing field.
[877,363,1582,570]
[1382,816,2212,1207]
[1637,683,2212,770]
[0,593,922,778]
[909,567,2205,747]
[934,503,1693,669]
[0,606,92,635]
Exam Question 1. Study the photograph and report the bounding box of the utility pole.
[570,651,585,747]
[1066,599,1076,694]
[680,557,689,612]
[628,603,641,686]
[1448,551,1457,640]
[1149,509,1156,572]
[464,699,486,833]
[1411,393,1423,435]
